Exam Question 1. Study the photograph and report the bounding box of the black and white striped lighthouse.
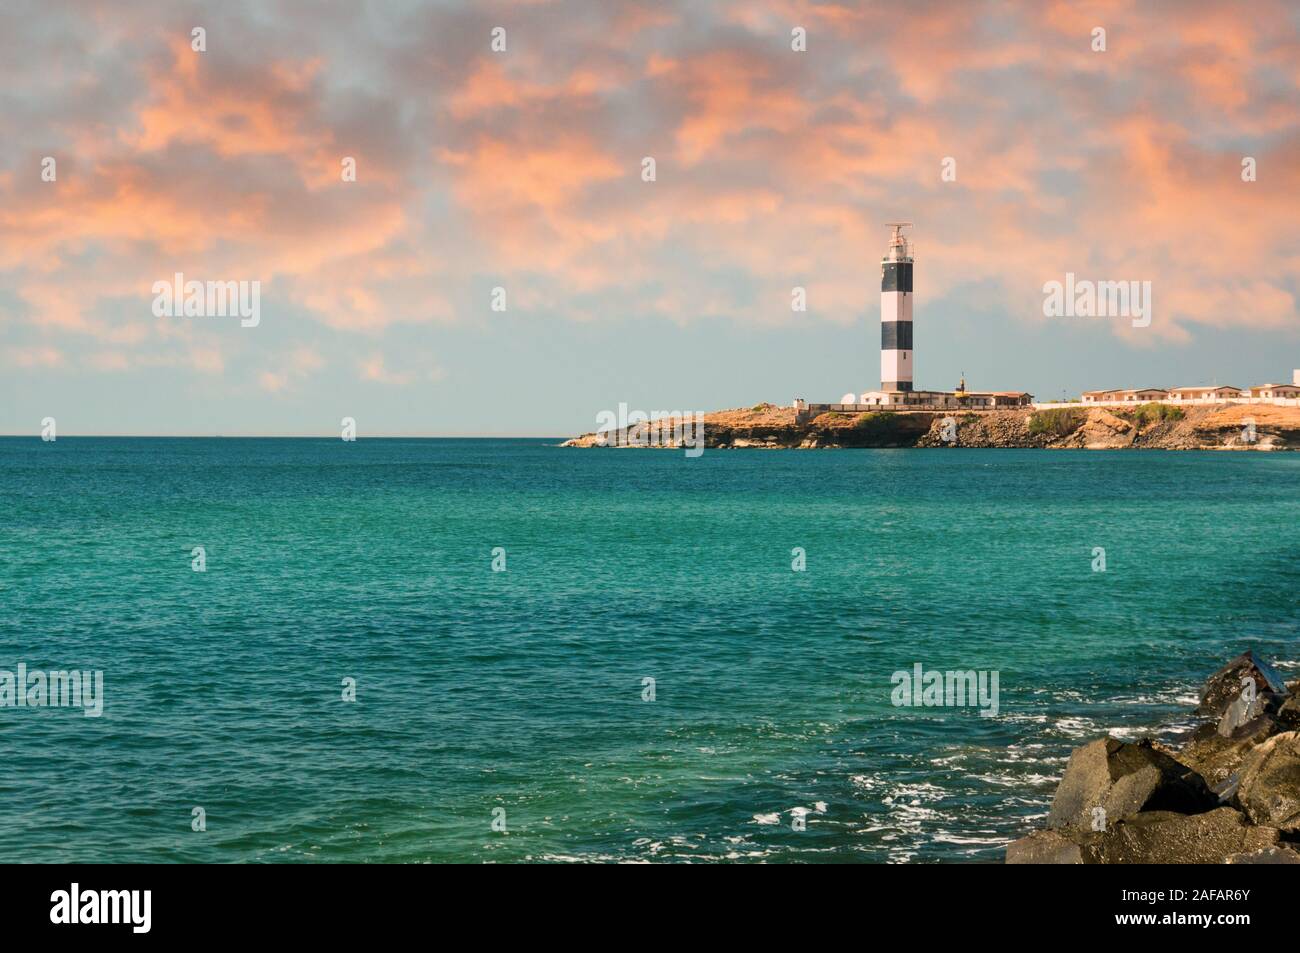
[880,223,913,392]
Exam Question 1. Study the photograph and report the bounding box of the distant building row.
[1081,373,1300,405]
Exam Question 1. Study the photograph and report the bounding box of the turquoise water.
[1,438,1297,863]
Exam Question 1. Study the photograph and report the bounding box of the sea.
[1,437,1297,862]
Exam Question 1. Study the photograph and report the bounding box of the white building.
[1166,385,1245,402]
[854,389,1032,409]
[1082,388,1169,404]
[1249,383,1300,399]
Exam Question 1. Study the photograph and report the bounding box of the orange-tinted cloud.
[1,0,1296,385]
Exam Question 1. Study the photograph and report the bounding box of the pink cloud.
[1,0,1296,372]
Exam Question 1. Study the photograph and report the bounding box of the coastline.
[564,402,1300,451]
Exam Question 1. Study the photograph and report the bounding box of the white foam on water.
[970,771,1057,788]
[850,773,885,793]
[1014,773,1059,786]
[1103,725,1154,740]
[930,832,1004,846]
[1053,717,1098,737]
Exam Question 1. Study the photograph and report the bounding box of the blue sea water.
[1,437,1297,863]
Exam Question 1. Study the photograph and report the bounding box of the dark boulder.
[1180,715,1280,788]
[1198,651,1289,718]
[1234,731,1300,831]
[1005,830,1083,864]
[1084,808,1269,864]
[1278,694,1300,731]
[1007,810,1280,864]
[1009,655,1300,864]
[1218,687,1271,735]
[1047,737,1216,830]
[1226,846,1300,864]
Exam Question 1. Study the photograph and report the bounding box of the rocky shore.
[562,403,1300,450]
[1007,652,1300,864]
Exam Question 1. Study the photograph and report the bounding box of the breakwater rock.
[1007,651,1300,864]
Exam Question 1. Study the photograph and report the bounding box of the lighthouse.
[880,223,913,392]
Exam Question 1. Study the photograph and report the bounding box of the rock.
[1242,825,1283,851]
[1072,410,1137,449]
[1005,830,1083,864]
[1009,654,1300,864]
[1226,846,1300,864]
[1180,715,1280,788]
[1212,774,1241,802]
[1086,808,1261,864]
[1219,687,1271,735]
[1278,694,1300,731]
[1198,651,1289,717]
[1047,738,1216,830]
[1234,731,1300,831]
[1007,809,1277,864]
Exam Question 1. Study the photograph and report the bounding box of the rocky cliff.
[562,403,1300,450]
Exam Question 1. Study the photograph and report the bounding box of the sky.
[1,0,1298,436]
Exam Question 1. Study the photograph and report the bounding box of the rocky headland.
[1007,652,1300,864]
[562,403,1300,450]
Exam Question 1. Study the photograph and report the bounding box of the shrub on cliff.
[852,412,906,436]
[1123,402,1185,426]
[1028,408,1084,436]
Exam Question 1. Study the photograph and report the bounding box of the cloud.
[258,346,323,392]
[0,0,1295,382]
[358,350,442,386]
[6,345,64,368]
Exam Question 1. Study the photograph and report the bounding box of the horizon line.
[0,433,567,440]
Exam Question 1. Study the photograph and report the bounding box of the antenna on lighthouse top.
[883,222,913,261]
